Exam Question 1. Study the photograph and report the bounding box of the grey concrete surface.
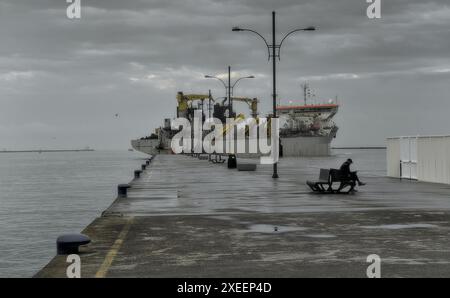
[36,154,450,278]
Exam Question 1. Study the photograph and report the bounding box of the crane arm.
[177,92,214,112]
[230,97,259,117]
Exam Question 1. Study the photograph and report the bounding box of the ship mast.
[301,83,310,106]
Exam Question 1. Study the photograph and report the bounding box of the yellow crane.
[176,91,214,118]
[220,113,247,137]
[218,97,259,137]
[176,92,259,137]
[230,97,259,118]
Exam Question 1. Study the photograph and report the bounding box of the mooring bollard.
[118,184,131,198]
[56,234,91,255]
[141,164,146,171]
[227,155,237,169]
[134,170,142,179]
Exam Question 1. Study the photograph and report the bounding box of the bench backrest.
[329,169,344,181]
[319,169,330,181]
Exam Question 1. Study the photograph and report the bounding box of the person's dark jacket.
[340,161,351,176]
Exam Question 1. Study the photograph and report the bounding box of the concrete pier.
[36,154,450,278]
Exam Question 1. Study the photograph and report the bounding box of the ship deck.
[36,154,450,277]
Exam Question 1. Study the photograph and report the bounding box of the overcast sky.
[1,0,449,150]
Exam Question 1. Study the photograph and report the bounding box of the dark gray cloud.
[1,0,450,149]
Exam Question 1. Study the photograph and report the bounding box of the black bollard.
[227,155,237,169]
[146,160,150,165]
[134,170,142,179]
[141,164,146,171]
[56,234,91,255]
[118,184,131,198]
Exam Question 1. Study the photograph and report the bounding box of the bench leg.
[307,183,316,192]
[328,182,337,193]
[337,182,356,194]
[318,184,328,192]
[307,182,322,192]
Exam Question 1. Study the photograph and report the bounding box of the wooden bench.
[329,169,356,193]
[307,168,357,194]
[307,169,331,192]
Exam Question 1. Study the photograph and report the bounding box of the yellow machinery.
[177,92,258,118]
[226,97,258,118]
[176,92,260,137]
[176,91,213,118]
[221,113,246,136]
[221,97,259,137]
[219,97,258,118]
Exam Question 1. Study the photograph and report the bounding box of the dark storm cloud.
[1,0,450,149]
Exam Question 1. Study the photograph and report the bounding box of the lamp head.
[232,27,244,32]
[303,26,316,31]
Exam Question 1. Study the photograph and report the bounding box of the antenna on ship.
[301,83,311,106]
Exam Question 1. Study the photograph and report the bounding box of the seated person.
[340,158,366,186]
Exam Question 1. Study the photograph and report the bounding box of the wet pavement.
[36,154,450,278]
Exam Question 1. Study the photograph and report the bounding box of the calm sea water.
[0,148,385,277]
[0,150,147,278]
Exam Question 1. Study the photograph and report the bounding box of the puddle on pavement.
[143,236,165,241]
[208,215,235,221]
[246,224,308,234]
[303,234,336,239]
[360,224,438,230]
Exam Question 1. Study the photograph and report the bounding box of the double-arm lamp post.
[205,66,254,117]
[232,11,315,179]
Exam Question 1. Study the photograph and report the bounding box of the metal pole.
[228,66,232,156]
[304,84,307,106]
[208,89,212,118]
[272,11,279,179]
[201,99,204,122]
[228,66,232,117]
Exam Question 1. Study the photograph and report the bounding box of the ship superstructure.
[277,84,339,156]
[131,92,259,155]
[131,84,339,157]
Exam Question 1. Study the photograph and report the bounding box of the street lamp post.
[233,11,315,179]
[228,66,232,117]
[205,66,255,118]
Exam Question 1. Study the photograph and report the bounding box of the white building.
[387,135,450,184]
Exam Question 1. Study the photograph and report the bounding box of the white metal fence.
[387,135,450,184]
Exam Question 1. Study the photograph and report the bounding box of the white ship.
[277,84,339,156]
[131,119,175,156]
[131,85,339,157]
